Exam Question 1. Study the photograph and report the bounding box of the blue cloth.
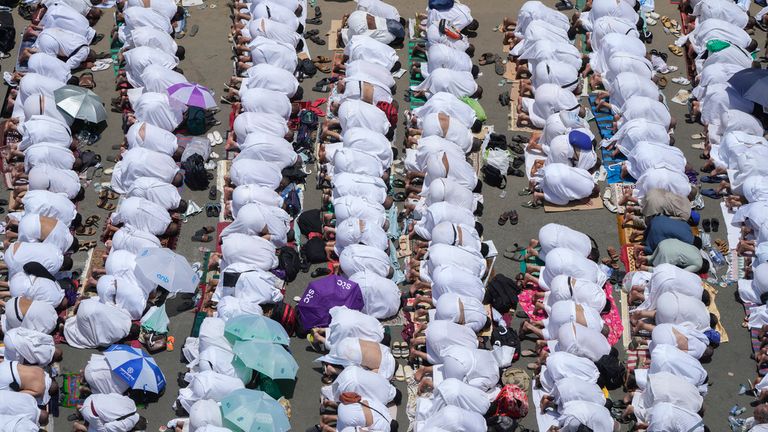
[644,215,695,254]
[569,130,593,151]
[429,0,455,10]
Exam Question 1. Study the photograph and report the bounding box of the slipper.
[311,267,331,278]
[520,349,537,357]
[98,189,119,200]
[508,168,524,177]
[498,211,509,226]
[309,35,326,45]
[518,188,533,196]
[668,45,683,56]
[75,226,97,236]
[97,200,116,211]
[209,130,222,145]
[209,185,218,200]
[702,218,711,233]
[392,178,406,188]
[78,240,97,252]
[103,168,113,175]
[657,76,667,88]
[503,250,527,261]
[209,152,220,159]
[521,200,543,209]
[700,174,726,183]
[191,233,213,242]
[495,57,505,76]
[393,192,407,202]
[508,210,519,225]
[3,71,15,87]
[91,61,111,72]
[189,24,199,37]
[84,215,100,227]
[700,188,725,199]
[394,364,406,382]
[91,33,104,45]
[672,77,691,85]
[207,132,216,144]
[312,84,329,93]
[499,92,510,106]
[306,17,322,25]
[478,53,499,65]
[646,17,657,25]
[314,55,332,63]
[711,219,720,233]
[314,63,331,74]
[304,29,320,37]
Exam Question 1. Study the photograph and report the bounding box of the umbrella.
[104,344,166,393]
[728,68,768,107]
[167,82,217,109]
[220,389,290,432]
[54,85,107,125]
[295,275,364,329]
[134,248,200,293]
[224,314,290,346]
[232,340,298,380]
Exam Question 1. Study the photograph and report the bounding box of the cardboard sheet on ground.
[327,20,343,51]
[720,201,740,250]
[508,80,539,133]
[544,193,604,213]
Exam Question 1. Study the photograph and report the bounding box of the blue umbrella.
[104,344,166,393]
[728,68,768,107]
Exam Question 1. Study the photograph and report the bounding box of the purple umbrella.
[167,82,217,109]
[296,275,364,329]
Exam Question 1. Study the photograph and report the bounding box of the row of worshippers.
[308,2,519,430]
[503,1,599,209]
[302,1,408,430]
[162,1,311,430]
[64,0,203,429]
[0,1,154,431]
[514,223,718,430]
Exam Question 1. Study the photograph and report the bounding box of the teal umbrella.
[220,389,290,432]
[224,315,290,346]
[232,340,298,380]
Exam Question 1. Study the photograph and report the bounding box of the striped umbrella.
[104,344,166,393]
[167,82,217,109]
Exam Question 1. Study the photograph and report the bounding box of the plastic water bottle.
[708,247,725,267]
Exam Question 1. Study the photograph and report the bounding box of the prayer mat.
[523,148,546,180]
[13,38,34,73]
[587,94,615,139]
[327,20,343,51]
[61,373,84,408]
[703,281,729,343]
[543,193,604,213]
[626,344,651,371]
[532,384,560,431]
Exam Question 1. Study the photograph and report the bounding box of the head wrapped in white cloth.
[63,298,133,349]
[539,351,600,394]
[177,371,245,412]
[427,378,491,415]
[189,399,223,431]
[430,222,482,253]
[650,323,710,359]
[740,262,768,305]
[9,271,64,307]
[339,244,392,278]
[555,322,610,362]
[540,247,606,290]
[439,345,500,392]
[654,292,710,331]
[3,297,58,334]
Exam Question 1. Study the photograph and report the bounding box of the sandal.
[309,35,326,45]
[392,178,406,188]
[702,218,711,232]
[668,44,683,56]
[521,200,543,209]
[189,24,199,37]
[314,63,331,74]
[518,188,533,196]
[503,249,527,261]
[191,232,213,242]
[84,215,101,227]
[509,210,519,225]
[314,55,331,63]
[78,240,97,252]
[498,211,510,226]
[499,92,510,106]
[98,189,119,200]
[495,57,505,76]
[75,226,97,236]
[478,53,499,65]
[196,226,216,235]
[97,199,116,211]
[208,185,218,200]
[79,72,96,89]
[711,219,720,233]
[393,192,407,202]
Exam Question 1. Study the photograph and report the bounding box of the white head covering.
[654,292,710,331]
[3,327,55,365]
[538,223,592,260]
[547,275,607,313]
[326,306,385,349]
[540,247,606,290]
[434,293,488,333]
[316,337,395,380]
[189,400,223,431]
[3,297,58,334]
[63,298,133,349]
[83,354,131,395]
[332,365,397,405]
[80,394,140,432]
[539,351,600,394]
[555,322,611,362]
[425,320,478,364]
[439,345,500,392]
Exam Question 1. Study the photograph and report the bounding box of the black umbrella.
[728,68,768,107]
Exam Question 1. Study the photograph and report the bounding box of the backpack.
[491,384,529,419]
[491,326,521,362]
[182,154,210,191]
[594,354,626,390]
[0,8,14,53]
[294,110,318,153]
[281,185,302,218]
[270,301,297,336]
[278,246,301,283]
[483,274,519,314]
[186,107,206,136]
[482,164,507,189]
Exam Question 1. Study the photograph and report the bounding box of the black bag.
[270,300,297,336]
[186,107,206,136]
[0,9,15,54]
[482,164,507,189]
[182,154,209,191]
[594,354,626,390]
[486,415,518,432]
[491,326,521,362]
[294,110,318,152]
[278,246,301,282]
[483,274,519,314]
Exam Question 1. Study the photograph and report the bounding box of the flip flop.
[78,240,97,252]
[191,232,213,242]
[189,24,199,37]
[509,210,519,225]
[495,57,505,76]
[498,211,509,225]
[84,215,100,226]
[521,200,543,209]
[75,226,97,236]
[212,130,223,144]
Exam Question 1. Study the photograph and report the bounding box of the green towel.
[460,96,487,122]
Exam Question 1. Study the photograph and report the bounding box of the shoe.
[311,267,331,278]
[711,219,720,232]
[702,218,711,233]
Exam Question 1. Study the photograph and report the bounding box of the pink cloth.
[518,283,623,345]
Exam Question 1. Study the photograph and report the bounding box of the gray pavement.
[0,0,756,430]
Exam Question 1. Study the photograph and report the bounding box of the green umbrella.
[220,388,290,432]
[232,340,298,380]
[54,85,107,125]
[224,315,290,346]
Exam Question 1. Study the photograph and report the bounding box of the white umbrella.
[134,248,200,293]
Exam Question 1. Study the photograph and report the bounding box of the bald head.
[755,404,768,424]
